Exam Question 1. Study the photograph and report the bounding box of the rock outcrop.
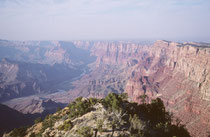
[124,40,210,137]
[72,40,210,137]
[0,40,209,137]
[90,41,147,65]
[3,94,191,137]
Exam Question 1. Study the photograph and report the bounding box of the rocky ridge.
[4,93,191,137]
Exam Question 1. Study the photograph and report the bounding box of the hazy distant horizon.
[0,0,210,42]
[1,38,210,44]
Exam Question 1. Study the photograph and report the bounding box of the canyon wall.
[1,40,209,136]
[65,41,151,102]
[126,40,210,100]
[0,40,96,102]
[125,40,210,137]
[0,58,83,101]
[74,41,150,66]
[73,40,210,137]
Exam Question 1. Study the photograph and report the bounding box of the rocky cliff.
[57,41,148,103]
[91,41,147,65]
[126,40,210,100]
[72,40,210,137]
[124,40,210,137]
[0,40,209,137]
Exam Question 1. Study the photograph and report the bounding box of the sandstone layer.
[0,40,209,137]
[125,40,210,137]
[71,40,210,137]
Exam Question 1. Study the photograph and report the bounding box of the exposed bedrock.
[74,40,210,137]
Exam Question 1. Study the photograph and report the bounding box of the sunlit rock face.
[126,40,210,101]
[124,40,210,137]
[74,40,210,137]
[0,39,209,137]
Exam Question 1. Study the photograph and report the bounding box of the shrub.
[68,97,95,119]
[129,114,145,133]
[89,97,98,105]
[10,127,27,137]
[29,132,36,137]
[34,117,42,124]
[29,132,42,137]
[77,126,93,137]
[104,93,123,111]
[119,93,128,101]
[137,94,148,104]
[58,120,73,131]
[56,107,62,112]
[147,98,172,125]
[123,95,190,137]
[40,114,57,133]
[96,119,104,133]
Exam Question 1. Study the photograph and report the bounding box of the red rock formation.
[73,40,210,137]
[90,41,149,66]
[64,40,210,137]
[124,40,210,137]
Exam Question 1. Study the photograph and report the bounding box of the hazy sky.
[0,0,210,41]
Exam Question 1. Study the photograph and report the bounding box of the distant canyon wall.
[0,40,95,102]
[1,39,209,136]
[74,41,150,66]
[125,40,210,101]
[74,40,210,137]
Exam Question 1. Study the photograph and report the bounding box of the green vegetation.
[29,132,37,137]
[96,119,104,133]
[94,93,190,137]
[103,92,123,111]
[76,126,93,137]
[129,114,146,135]
[10,126,27,137]
[119,93,129,101]
[40,114,58,133]
[137,94,148,104]
[58,119,73,131]
[56,107,62,112]
[68,97,99,119]
[34,117,42,124]
[28,131,42,137]
[124,95,190,137]
[15,93,190,137]
[31,133,42,137]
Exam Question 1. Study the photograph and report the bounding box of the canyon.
[0,40,209,137]
[69,40,210,137]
